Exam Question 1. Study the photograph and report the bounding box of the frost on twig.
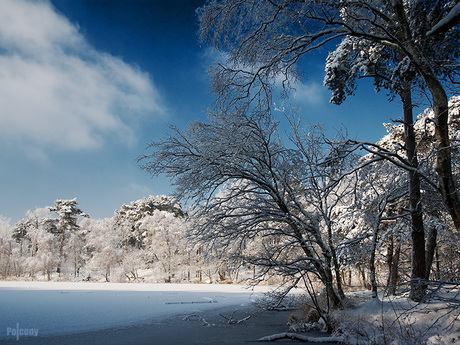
[258,332,343,343]
[220,309,252,324]
[182,314,214,327]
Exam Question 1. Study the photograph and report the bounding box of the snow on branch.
[427,3,460,36]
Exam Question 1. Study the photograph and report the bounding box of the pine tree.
[49,198,88,276]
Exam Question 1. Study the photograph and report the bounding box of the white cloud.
[293,81,326,106]
[199,47,228,68]
[0,0,164,152]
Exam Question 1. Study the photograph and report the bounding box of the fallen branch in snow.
[266,306,297,311]
[257,332,344,343]
[182,314,213,327]
[165,300,217,304]
[219,309,252,324]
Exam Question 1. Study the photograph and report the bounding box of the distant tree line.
[0,196,251,284]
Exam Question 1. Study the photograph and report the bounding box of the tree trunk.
[435,247,440,280]
[357,264,367,288]
[400,81,427,302]
[308,251,342,308]
[387,237,394,287]
[391,2,460,232]
[291,221,343,308]
[425,224,438,279]
[329,226,345,299]
[369,217,380,299]
[369,246,378,298]
[333,253,345,299]
[324,272,342,308]
[58,227,66,277]
[318,258,343,308]
[430,80,460,231]
[415,66,460,231]
[387,237,401,296]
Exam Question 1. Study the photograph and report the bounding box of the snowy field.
[0,281,276,342]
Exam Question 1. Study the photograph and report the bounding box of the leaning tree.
[140,105,364,331]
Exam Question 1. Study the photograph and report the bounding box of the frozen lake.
[0,282,272,341]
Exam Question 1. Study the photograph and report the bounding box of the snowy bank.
[332,290,460,345]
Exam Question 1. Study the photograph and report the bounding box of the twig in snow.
[220,309,252,324]
[266,307,297,311]
[258,332,344,343]
[182,314,213,327]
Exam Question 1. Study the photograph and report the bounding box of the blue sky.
[0,0,402,222]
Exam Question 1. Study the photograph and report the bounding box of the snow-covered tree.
[31,225,60,281]
[112,196,188,282]
[342,98,460,298]
[114,195,185,250]
[140,106,363,323]
[197,0,459,302]
[199,0,460,226]
[8,208,60,280]
[356,157,409,298]
[0,216,14,278]
[138,210,187,283]
[12,219,29,256]
[324,34,429,301]
[64,229,87,278]
[83,218,123,282]
[49,198,88,276]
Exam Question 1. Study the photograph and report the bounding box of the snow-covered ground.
[0,281,273,341]
[332,290,460,345]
